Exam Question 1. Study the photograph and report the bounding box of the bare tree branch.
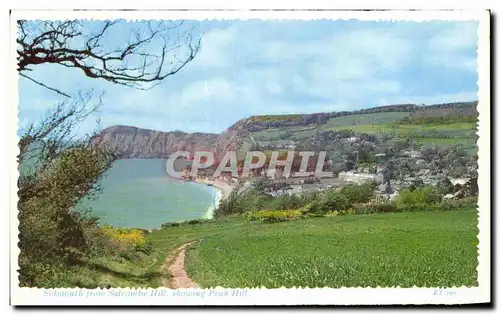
[19,72,72,98]
[17,20,201,94]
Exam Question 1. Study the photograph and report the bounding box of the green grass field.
[183,210,478,288]
[323,122,475,134]
[321,112,410,128]
[37,189,478,288]
[251,125,318,141]
[53,208,477,288]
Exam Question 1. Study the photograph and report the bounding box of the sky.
[18,19,479,135]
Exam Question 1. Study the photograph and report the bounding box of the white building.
[338,171,383,184]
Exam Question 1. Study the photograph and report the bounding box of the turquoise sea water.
[78,159,219,229]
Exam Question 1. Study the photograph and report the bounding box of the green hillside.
[48,207,477,288]
[185,210,477,288]
[244,102,478,155]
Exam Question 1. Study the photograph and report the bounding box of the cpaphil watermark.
[165,150,333,179]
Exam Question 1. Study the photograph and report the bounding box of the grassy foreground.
[53,209,477,288]
[184,210,478,288]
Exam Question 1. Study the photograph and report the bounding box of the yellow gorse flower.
[101,225,147,246]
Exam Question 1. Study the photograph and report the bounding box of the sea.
[77,159,220,229]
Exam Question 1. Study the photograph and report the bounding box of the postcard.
[10,9,491,306]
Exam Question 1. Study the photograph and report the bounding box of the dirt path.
[160,241,199,289]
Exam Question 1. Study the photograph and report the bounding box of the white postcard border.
[9,9,491,306]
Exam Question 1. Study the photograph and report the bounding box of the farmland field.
[184,209,478,288]
[323,122,476,134]
[248,111,477,152]
[321,112,410,128]
[251,125,317,141]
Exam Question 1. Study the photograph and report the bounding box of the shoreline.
[193,178,235,220]
[193,178,234,199]
[166,175,236,221]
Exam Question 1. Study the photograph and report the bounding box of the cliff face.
[94,125,220,158]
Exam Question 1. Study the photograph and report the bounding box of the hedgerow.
[246,209,303,223]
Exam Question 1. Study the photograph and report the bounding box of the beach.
[194,178,234,199]
[193,178,235,219]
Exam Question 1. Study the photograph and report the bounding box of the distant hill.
[94,101,478,159]
[228,101,477,134]
[92,125,219,159]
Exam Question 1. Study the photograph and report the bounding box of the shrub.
[299,191,321,205]
[214,185,269,217]
[322,191,350,211]
[325,210,340,217]
[161,222,180,228]
[268,194,310,210]
[341,208,356,215]
[101,226,147,248]
[246,209,303,223]
[187,219,214,225]
[396,186,442,207]
[303,190,350,215]
[339,181,376,204]
[135,242,153,255]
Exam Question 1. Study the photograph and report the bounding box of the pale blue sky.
[19,20,479,135]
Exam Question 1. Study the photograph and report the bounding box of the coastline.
[191,178,235,220]
[193,178,234,199]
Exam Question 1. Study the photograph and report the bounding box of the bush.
[215,185,269,217]
[135,242,153,255]
[101,226,147,248]
[216,185,324,217]
[396,186,442,207]
[187,219,214,225]
[322,191,350,211]
[304,191,350,215]
[267,194,310,210]
[161,222,180,228]
[325,210,340,217]
[340,208,356,215]
[246,209,303,223]
[339,181,376,204]
[299,191,321,204]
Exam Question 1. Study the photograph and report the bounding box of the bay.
[78,159,219,229]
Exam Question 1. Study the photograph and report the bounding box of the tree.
[17,20,200,97]
[18,93,120,286]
